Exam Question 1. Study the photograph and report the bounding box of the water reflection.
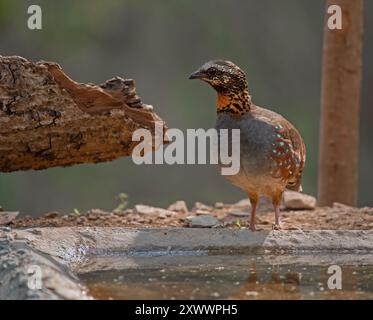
[79,255,373,300]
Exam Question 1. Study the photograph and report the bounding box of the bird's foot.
[249,224,264,232]
[272,223,282,231]
[249,223,257,232]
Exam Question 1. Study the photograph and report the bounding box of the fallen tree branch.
[0,55,166,172]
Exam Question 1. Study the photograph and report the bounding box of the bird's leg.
[248,195,258,232]
[273,205,281,229]
[272,194,282,230]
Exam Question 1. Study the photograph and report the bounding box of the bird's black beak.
[188,70,205,80]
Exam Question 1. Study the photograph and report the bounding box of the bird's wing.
[252,105,306,191]
[279,118,306,191]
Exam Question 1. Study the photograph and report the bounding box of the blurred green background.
[0,0,372,216]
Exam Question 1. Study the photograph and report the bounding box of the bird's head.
[189,60,248,94]
[189,60,252,115]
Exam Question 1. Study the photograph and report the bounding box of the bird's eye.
[207,68,217,77]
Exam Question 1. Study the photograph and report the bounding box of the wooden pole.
[318,0,363,206]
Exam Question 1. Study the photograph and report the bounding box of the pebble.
[245,291,259,297]
[88,209,110,215]
[333,202,354,210]
[134,205,175,217]
[229,211,249,217]
[158,213,167,219]
[167,201,188,214]
[87,215,99,221]
[233,198,251,208]
[186,215,219,228]
[44,212,59,219]
[283,191,316,210]
[114,209,133,216]
[193,202,213,211]
[214,202,224,209]
[195,210,212,216]
[0,212,19,225]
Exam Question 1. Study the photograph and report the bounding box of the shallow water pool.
[78,253,373,300]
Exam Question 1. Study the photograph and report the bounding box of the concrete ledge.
[0,234,90,300]
[14,227,373,259]
[1,227,373,299]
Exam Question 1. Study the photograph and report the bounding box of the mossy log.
[0,55,166,172]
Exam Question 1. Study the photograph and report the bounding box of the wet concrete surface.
[2,227,373,300]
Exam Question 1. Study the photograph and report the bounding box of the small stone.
[332,202,354,210]
[229,211,249,217]
[134,204,175,217]
[114,209,133,216]
[283,191,316,210]
[186,215,219,228]
[360,207,373,215]
[158,213,167,219]
[134,205,157,215]
[0,212,19,225]
[233,198,251,209]
[245,291,259,297]
[167,201,188,214]
[88,209,110,215]
[214,202,224,209]
[193,202,213,211]
[44,212,59,219]
[76,217,85,224]
[195,210,212,215]
[319,211,327,217]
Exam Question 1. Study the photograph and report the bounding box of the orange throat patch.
[216,91,251,116]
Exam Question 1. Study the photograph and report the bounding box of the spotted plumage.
[189,60,306,231]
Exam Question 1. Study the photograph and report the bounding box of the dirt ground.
[8,198,373,231]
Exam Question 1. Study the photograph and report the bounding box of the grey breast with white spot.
[216,113,275,177]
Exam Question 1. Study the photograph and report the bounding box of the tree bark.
[318,0,363,206]
[0,55,166,172]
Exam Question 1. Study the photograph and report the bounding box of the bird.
[189,60,306,231]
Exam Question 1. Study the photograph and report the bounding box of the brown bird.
[189,60,306,231]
